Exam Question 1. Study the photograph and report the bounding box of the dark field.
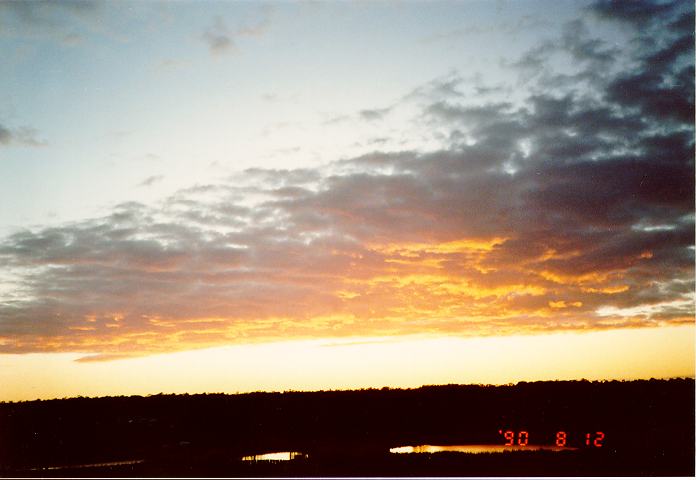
[0,378,693,477]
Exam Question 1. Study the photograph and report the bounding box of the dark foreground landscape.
[0,378,693,477]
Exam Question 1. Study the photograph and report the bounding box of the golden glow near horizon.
[0,325,692,402]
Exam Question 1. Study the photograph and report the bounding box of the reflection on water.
[28,459,144,471]
[390,444,577,454]
[241,451,308,461]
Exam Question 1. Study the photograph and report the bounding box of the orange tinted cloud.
[0,223,690,359]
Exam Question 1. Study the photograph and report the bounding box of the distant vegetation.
[0,378,693,476]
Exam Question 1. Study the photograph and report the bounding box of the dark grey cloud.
[509,17,620,89]
[603,6,694,124]
[560,19,618,66]
[590,0,681,27]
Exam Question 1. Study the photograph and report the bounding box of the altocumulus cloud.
[0,0,693,360]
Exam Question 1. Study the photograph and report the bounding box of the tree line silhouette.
[0,378,693,476]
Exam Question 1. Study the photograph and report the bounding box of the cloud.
[359,107,392,122]
[590,0,681,27]
[508,18,619,88]
[202,17,235,55]
[405,72,466,101]
[202,10,271,55]
[594,3,694,126]
[138,175,164,187]
[0,1,97,28]
[0,125,10,144]
[74,353,139,363]
[236,10,271,37]
[0,122,46,147]
[0,2,692,358]
[422,14,552,43]
[0,0,105,45]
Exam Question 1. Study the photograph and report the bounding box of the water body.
[28,459,144,471]
[241,451,308,461]
[390,444,578,454]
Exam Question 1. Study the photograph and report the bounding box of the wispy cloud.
[0,0,110,45]
[138,175,164,188]
[358,107,393,122]
[202,16,235,55]
[0,122,47,148]
[422,14,552,43]
[202,9,271,56]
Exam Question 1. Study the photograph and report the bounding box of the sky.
[0,0,694,401]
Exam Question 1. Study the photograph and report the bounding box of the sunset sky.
[0,0,694,402]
